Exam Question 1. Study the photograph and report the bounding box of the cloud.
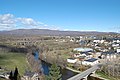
[49,25,61,30]
[17,18,38,27]
[0,14,15,24]
[0,13,61,31]
[0,14,16,29]
[0,14,43,30]
[43,24,48,27]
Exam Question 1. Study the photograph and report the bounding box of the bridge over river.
[67,63,102,80]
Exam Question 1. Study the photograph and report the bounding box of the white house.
[112,44,119,47]
[113,40,120,43]
[93,40,105,43]
[67,58,78,63]
[82,58,98,66]
[101,51,117,60]
[106,54,117,60]
[74,48,93,52]
[117,49,120,53]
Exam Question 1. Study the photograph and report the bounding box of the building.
[93,40,105,43]
[117,49,120,53]
[67,58,78,64]
[82,58,98,66]
[74,48,93,52]
[101,52,117,60]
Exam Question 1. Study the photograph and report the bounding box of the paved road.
[67,64,102,80]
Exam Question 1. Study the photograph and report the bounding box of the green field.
[0,51,29,75]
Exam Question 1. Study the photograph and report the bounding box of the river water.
[34,51,103,80]
[41,60,78,80]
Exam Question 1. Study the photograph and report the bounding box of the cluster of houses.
[67,36,120,66]
[67,47,100,66]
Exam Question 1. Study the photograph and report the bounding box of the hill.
[0,29,117,36]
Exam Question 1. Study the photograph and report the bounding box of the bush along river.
[34,51,103,80]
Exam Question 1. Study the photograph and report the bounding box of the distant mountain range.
[0,29,117,36]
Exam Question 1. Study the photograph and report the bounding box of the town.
[0,30,120,80]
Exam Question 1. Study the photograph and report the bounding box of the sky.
[0,0,120,32]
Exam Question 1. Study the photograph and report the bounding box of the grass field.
[0,51,29,75]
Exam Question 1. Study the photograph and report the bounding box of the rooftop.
[74,48,93,52]
[85,58,97,62]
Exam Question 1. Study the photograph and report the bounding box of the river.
[34,51,103,80]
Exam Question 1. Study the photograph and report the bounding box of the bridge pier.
[81,74,89,80]
[82,76,88,80]
[91,70,96,74]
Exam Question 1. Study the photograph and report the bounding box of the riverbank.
[66,67,81,73]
